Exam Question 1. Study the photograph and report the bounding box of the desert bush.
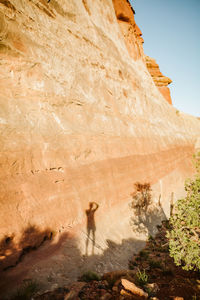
[139,250,149,259]
[79,270,101,282]
[149,259,162,269]
[131,182,152,214]
[11,279,39,300]
[148,235,154,241]
[129,260,138,269]
[167,152,200,271]
[135,269,149,287]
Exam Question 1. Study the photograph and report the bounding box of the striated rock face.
[145,55,173,104]
[112,0,144,61]
[112,0,172,105]
[0,0,199,287]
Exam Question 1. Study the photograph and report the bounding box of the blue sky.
[129,0,200,117]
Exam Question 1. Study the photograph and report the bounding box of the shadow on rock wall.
[0,185,167,299]
[129,203,167,237]
[0,225,75,298]
[0,225,54,272]
[129,182,167,237]
[0,224,146,299]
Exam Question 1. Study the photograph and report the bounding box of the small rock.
[102,269,136,285]
[121,278,148,298]
[51,283,58,290]
[97,283,106,289]
[99,289,107,296]
[120,288,133,297]
[64,282,86,300]
[64,291,80,300]
[102,280,109,287]
[100,293,112,300]
[112,286,118,292]
[145,283,159,294]
[114,278,121,287]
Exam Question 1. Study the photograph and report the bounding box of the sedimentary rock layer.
[0,0,199,276]
[145,55,173,104]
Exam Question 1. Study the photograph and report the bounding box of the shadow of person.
[85,202,99,256]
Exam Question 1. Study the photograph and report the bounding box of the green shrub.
[148,235,154,242]
[11,279,39,300]
[156,246,169,253]
[149,259,162,269]
[135,256,141,261]
[167,152,200,271]
[139,250,149,259]
[79,270,101,282]
[135,269,149,287]
[129,260,138,269]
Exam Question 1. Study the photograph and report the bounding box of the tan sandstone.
[0,0,200,296]
[145,55,173,104]
[121,278,148,298]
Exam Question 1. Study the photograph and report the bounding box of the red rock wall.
[158,86,172,105]
[0,0,199,274]
[145,55,173,104]
[112,1,173,105]
[112,0,144,60]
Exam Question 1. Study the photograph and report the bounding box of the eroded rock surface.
[0,0,200,296]
[145,55,173,104]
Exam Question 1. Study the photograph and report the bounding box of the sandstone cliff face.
[112,0,172,104]
[145,55,173,104]
[112,0,144,61]
[0,0,200,285]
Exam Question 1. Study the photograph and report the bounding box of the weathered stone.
[145,55,173,104]
[112,286,118,292]
[34,287,69,300]
[64,282,86,300]
[102,269,136,285]
[112,0,144,60]
[100,292,112,300]
[50,283,59,291]
[121,278,148,298]
[64,291,79,300]
[145,282,159,294]
[120,288,133,297]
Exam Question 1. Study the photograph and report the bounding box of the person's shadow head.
[89,202,94,209]
[85,202,99,256]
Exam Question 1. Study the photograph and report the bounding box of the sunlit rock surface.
[145,55,173,104]
[0,0,200,293]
